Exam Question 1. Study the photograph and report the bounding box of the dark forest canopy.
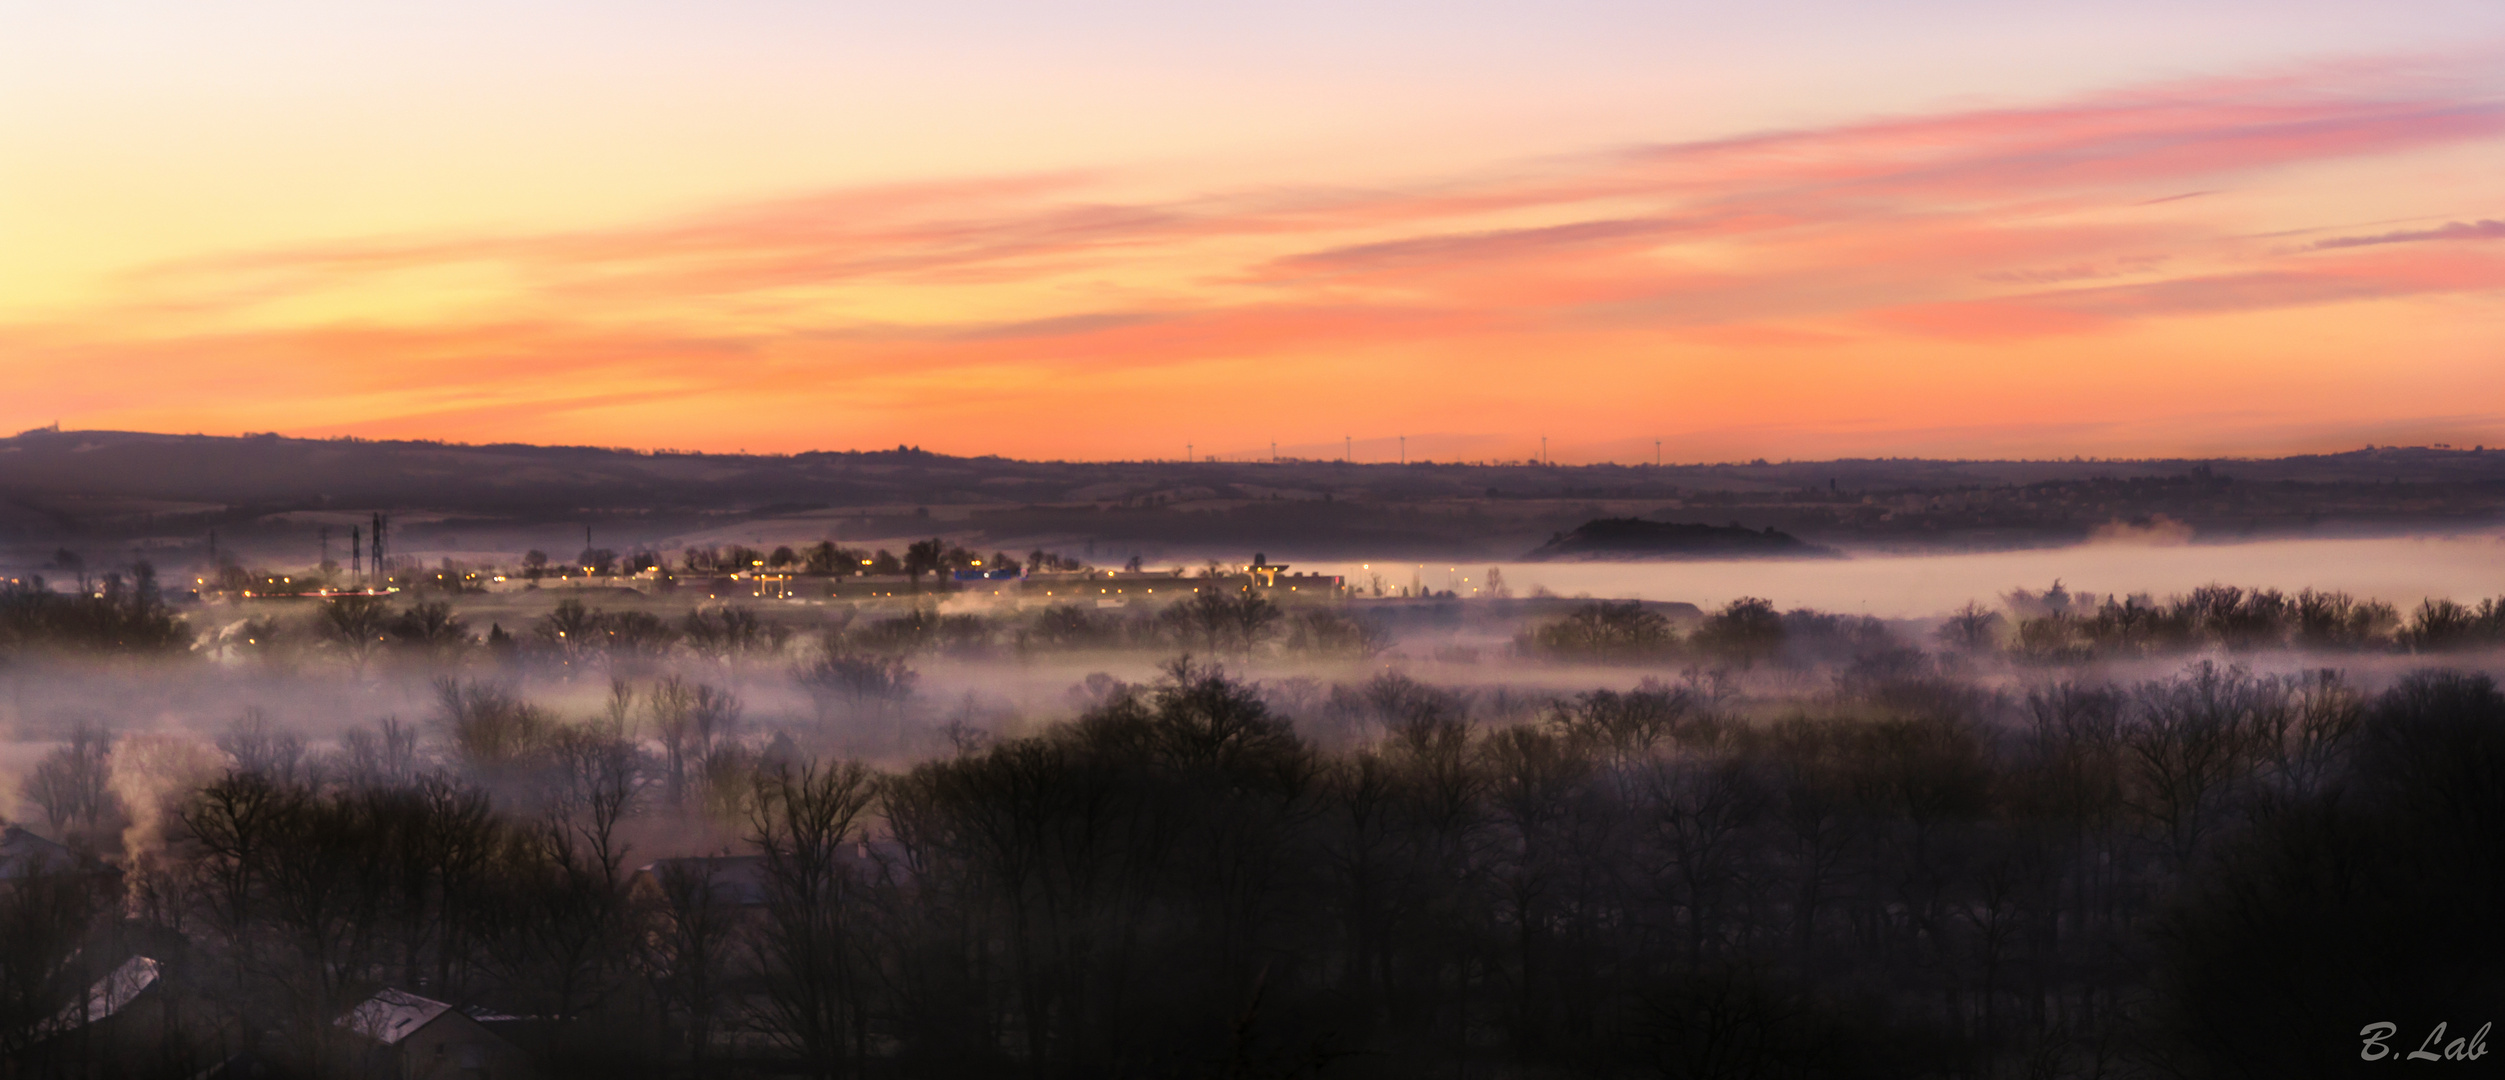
[2,564,2503,1073]
[10,654,2505,1076]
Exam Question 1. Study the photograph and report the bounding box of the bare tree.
[387,599,471,660]
[314,595,393,672]
[0,865,109,1060]
[434,679,558,772]
[1642,756,1763,963]
[2123,662,2270,870]
[26,722,113,836]
[1283,608,1388,658]
[219,708,311,788]
[1519,600,1675,660]
[747,759,881,1075]
[549,723,647,883]
[1690,597,1785,668]
[903,538,946,589]
[1161,585,1280,658]
[640,858,741,1063]
[684,606,788,666]
[1939,601,2005,653]
[795,650,918,723]
[340,716,422,789]
[649,675,699,807]
[535,598,601,667]
[181,770,306,1056]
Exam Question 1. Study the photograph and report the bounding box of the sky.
[2,1,2501,463]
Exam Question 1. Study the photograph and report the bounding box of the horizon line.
[4,425,2488,470]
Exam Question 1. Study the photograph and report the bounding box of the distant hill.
[1524,518,1836,561]
[1,429,2500,569]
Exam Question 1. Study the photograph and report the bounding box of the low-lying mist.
[4,550,2502,1076]
[1327,532,2505,616]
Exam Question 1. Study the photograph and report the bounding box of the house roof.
[339,988,455,1045]
[0,826,81,880]
[41,955,160,1038]
[79,955,161,1023]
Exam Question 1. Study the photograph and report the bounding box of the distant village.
[170,534,1358,606]
[0,509,1482,610]
[35,517,1385,608]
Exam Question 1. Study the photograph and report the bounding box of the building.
[1021,563,1346,606]
[28,956,178,1075]
[26,945,219,1078]
[0,824,82,880]
[1243,554,1344,594]
[0,824,121,893]
[339,989,535,1080]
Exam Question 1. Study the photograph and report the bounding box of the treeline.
[1984,583,2505,661]
[11,660,2503,1076]
[1517,597,1883,668]
[0,568,190,658]
[1521,585,2505,666]
[206,588,1389,676]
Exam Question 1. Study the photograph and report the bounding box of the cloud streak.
[8,55,2505,459]
[2311,218,2505,249]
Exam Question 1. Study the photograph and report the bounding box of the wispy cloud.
[2311,218,2505,249]
[9,53,2505,456]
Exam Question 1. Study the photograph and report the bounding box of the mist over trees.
[1516,584,2505,669]
[0,569,188,657]
[1,569,2502,1076]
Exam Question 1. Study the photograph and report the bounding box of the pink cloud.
[2311,218,2505,249]
[13,52,2505,453]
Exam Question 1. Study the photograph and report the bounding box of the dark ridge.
[3,429,2501,564]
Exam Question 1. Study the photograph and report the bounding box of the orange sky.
[3,5,2501,462]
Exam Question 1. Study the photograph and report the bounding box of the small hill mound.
[1524,518,1836,561]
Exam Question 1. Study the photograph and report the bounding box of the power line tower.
[369,512,389,584]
